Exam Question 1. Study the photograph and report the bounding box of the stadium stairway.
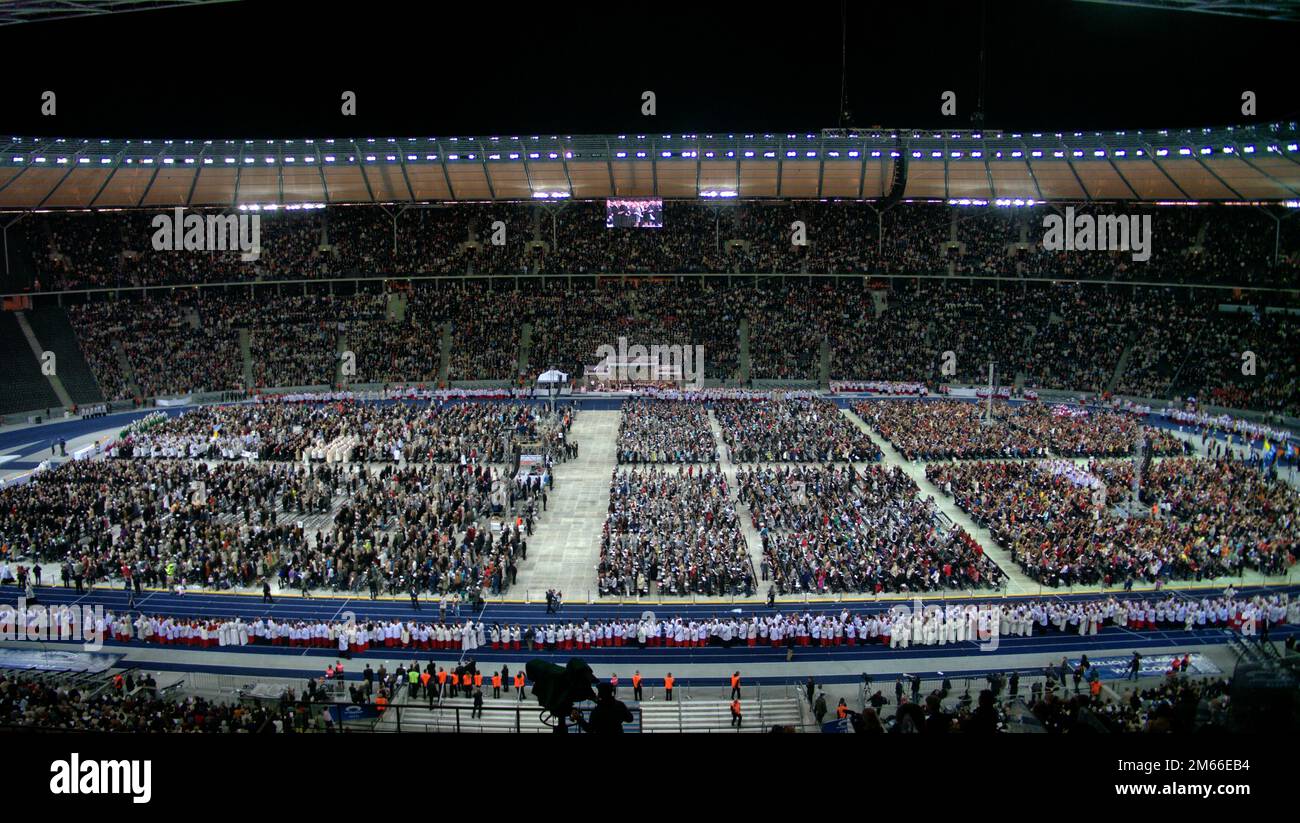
[238,328,254,389]
[111,338,140,397]
[439,321,452,383]
[380,696,553,733]
[380,696,646,733]
[640,697,804,733]
[0,312,61,415]
[14,310,73,409]
[1,220,40,293]
[516,322,533,376]
[388,291,407,323]
[23,306,104,406]
[1165,320,1209,399]
[1014,322,1041,391]
[335,329,349,386]
[869,289,887,318]
[737,319,751,383]
[1106,344,1135,395]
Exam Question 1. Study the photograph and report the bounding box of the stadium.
[0,1,1298,760]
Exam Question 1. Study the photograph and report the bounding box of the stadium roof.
[1,122,1297,209]
[1076,0,1300,23]
[0,0,238,26]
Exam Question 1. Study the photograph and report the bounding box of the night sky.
[0,0,1296,138]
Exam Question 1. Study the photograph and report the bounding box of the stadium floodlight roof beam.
[350,139,376,202]
[1191,148,1245,199]
[558,138,575,198]
[1099,136,1140,199]
[135,144,167,208]
[275,142,285,205]
[89,143,131,207]
[183,142,206,205]
[35,144,87,209]
[512,137,532,197]
[1140,139,1193,199]
[0,0,241,26]
[981,147,996,198]
[651,137,659,197]
[1233,140,1300,197]
[1075,0,1300,22]
[474,138,494,200]
[603,137,617,195]
[1057,135,1092,201]
[229,142,243,208]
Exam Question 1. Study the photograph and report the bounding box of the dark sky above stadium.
[0,0,1296,138]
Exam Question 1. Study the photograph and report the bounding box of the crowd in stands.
[928,456,1299,586]
[715,398,881,462]
[25,202,1297,290]
[16,201,1299,415]
[0,670,313,733]
[598,467,755,597]
[528,282,743,381]
[68,295,243,400]
[737,463,1003,594]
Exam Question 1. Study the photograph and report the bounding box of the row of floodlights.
[14,125,1293,147]
[13,142,1298,166]
[948,198,1039,207]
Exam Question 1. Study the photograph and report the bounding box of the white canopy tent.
[536,369,569,412]
[536,369,569,384]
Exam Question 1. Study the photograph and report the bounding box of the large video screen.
[605,198,663,228]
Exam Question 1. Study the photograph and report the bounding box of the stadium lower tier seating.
[6,277,1294,417]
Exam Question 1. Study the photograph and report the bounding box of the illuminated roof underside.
[1,123,1297,209]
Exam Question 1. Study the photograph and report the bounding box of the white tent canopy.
[536,369,569,384]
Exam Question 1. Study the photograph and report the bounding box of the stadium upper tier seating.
[3,202,1298,417]
[13,201,1300,290]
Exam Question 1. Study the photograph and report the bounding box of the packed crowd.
[48,269,1300,416]
[0,670,316,733]
[736,463,1004,594]
[854,399,1190,461]
[0,401,576,597]
[598,467,755,597]
[22,203,1298,289]
[616,399,718,463]
[11,591,1287,656]
[928,456,1299,586]
[715,398,881,462]
[113,399,568,464]
[68,295,243,400]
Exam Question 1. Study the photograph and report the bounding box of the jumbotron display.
[606,198,663,228]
